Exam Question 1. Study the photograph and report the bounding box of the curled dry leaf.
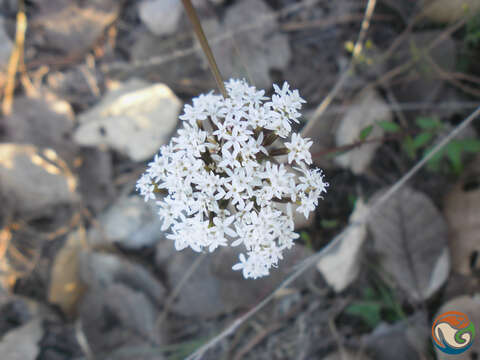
[368,187,450,301]
[316,199,368,292]
[444,158,480,276]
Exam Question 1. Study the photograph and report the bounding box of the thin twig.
[182,0,227,97]
[185,105,480,360]
[301,0,377,136]
[2,0,27,115]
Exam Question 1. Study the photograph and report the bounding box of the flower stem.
[181,0,227,98]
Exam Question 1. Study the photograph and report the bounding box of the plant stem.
[181,0,227,98]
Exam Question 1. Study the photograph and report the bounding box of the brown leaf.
[48,230,87,317]
[444,159,480,276]
[368,187,450,301]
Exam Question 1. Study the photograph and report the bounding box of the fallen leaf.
[335,89,391,174]
[317,199,368,292]
[444,158,480,276]
[368,187,450,301]
[48,230,87,317]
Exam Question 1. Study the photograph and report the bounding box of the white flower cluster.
[137,79,328,279]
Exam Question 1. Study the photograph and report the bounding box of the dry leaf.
[368,187,450,301]
[317,199,368,292]
[334,89,391,174]
[444,160,480,276]
[48,230,87,317]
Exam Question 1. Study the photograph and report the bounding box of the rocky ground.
[0,0,479,359]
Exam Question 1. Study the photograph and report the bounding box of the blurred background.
[0,0,479,359]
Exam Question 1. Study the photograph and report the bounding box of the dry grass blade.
[2,0,27,115]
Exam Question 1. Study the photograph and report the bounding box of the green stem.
[181,0,227,98]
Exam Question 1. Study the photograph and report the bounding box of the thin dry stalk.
[181,0,227,97]
[2,0,27,115]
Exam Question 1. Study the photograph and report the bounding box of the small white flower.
[285,133,313,165]
[138,79,328,279]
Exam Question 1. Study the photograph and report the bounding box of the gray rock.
[74,79,181,161]
[0,144,78,216]
[2,96,77,164]
[157,242,316,317]
[138,0,182,36]
[28,0,120,54]
[0,319,43,360]
[89,195,165,249]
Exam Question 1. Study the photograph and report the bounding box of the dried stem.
[181,0,227,98]
[2,0,27,115]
